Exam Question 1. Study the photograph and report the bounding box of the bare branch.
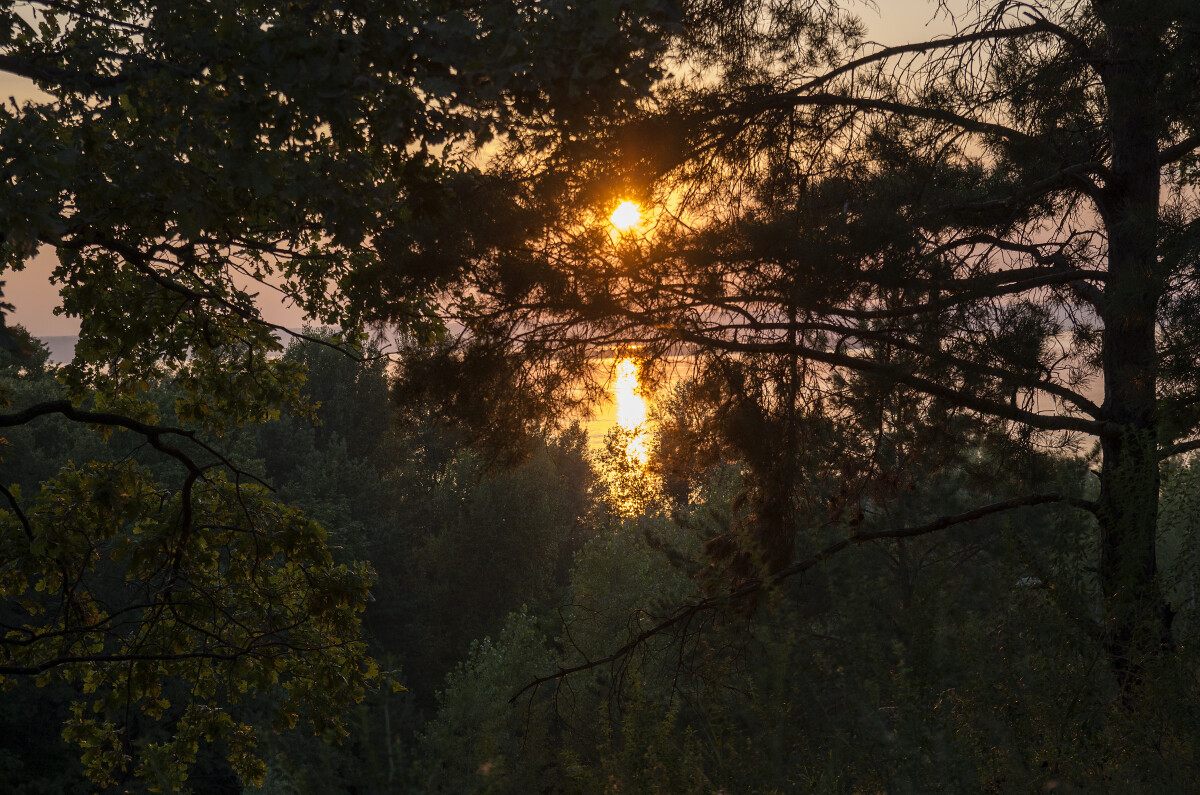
[1160,132,1200,166]
[752,92,1038,148]
[512,493,1095,701]
[791,21,1081,98]
[818,268,1108,320]
[931,160,1109,210]
[1018,9,1094,56]
[0,482,32,540]
[1159,437,1200,460]
[0,400,267,488]
[669,328,1106,436]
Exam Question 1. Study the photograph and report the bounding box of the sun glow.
[612,357,648,463]
[609,200,642,231]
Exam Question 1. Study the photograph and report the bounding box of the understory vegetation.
[4,328,1197,793]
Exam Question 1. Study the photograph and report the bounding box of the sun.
[609,200,641,231]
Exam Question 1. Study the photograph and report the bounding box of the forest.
[2,0,1200,792]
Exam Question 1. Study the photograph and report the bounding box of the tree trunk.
[1096,3,1174,691]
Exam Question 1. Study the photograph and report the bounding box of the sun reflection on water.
[611,357,648,464]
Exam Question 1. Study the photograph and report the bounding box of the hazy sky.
[5,0,954,337]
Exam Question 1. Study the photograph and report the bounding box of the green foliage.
[416,610,559,793]
[413,404,1200,792]
[374,429,594,701]
[0,678,89,794]
[7,0,1200,790]
[415,503,701,792]
[596,423,665,518]
[0,461,376,789]
[452,0,1200,705]
[1159,458,1200,638]
[0,326,408,789]
[0,0,681,784]
[566,685,709,795]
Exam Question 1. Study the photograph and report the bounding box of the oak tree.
[0,0,676,787]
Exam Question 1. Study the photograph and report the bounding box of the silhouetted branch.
[670,328,1106,436]
[0,638,349,676]
[1159,437,1200,460]
[59,230,372,361]
[512,492,1096,700]
[787,21,1067,97]
[0,482,32,540]
[0,53,128,90]
[0,400,267,488]
[754,93,1037,148]
[1160,132,1200,166]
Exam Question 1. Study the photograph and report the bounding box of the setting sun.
[609,200,641,231]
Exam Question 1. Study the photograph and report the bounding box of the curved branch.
[1159,437,1200,460]
[1017,10,1093,56]
[512,492,1095,701]
[660,308,1101,418]
[1160,132,1200,166]
[816,268,1108,321]
[0,482,33,540]
[37,1,152,34]
[59,230,372,361]
[669,328,1106,435]
[927,233,1108,312]
[792,21,1081,98]
[0,53,124,91]
[930,160,1109,210]
[0,640,342,676]
[0,651,245,677]
[0,400,267,488]
[753,92,1039,148]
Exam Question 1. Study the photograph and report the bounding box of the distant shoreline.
[34,334,660,448]
[34,331,316,364]
[38,335,77,364]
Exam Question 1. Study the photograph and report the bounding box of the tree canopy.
[444,0,1200,693]
[0,0,674,787]
[7,0,1200,789]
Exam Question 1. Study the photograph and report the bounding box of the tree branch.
[1159,437,1200,460]
[930,160,1109,211]
[1160,132,1200,166]
[60,230,371,360]
[0,400,267,488]
[512,492,1095,701]
[669,328,1106,436]
[0,53,125,91]
[662,310,1101,417]
[816,268,1108,321]
[790,21,1080,98]
[1017,10,1094,56]
[752,92,1039,148]
[0,482,33,540]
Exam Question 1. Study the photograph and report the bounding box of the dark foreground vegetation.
[3,0,1200,791]
[3,327,1199,793]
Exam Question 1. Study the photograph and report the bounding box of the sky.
[3,0,956,337]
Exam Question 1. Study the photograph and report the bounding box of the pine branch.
[669,328,1105,436]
